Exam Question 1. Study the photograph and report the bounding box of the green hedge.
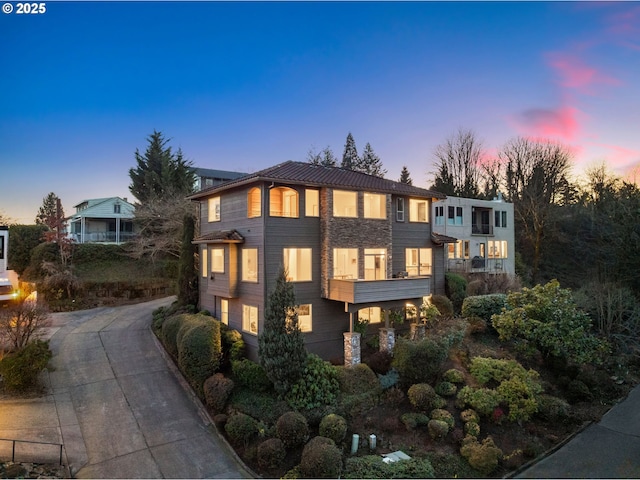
[461,294,507,322]
[0,340,52,391]
[344,455,435,479]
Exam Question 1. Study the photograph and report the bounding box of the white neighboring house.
[67,197,136,244]
[0,226,19,302]
[432,194,515,276]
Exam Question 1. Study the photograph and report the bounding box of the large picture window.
[405,248,432,276]
[242,248,258,282]
[358,307,382,324]
[333,248,358,279]
[333,190,357,217]
[208,196,220,222]
[488,240,508,258]
[284,248,312,282]
[247,187,261,218]
[364,193,386,219]
[270,187,299,218]
[409,199,428,222]
[242,305,258,335]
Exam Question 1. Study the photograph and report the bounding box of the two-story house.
[66,197,136,244]
[432,195,515,276]
[189,161,447,362]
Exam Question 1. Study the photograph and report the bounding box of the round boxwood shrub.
[300,436,343,479]
[408,383,438,411]
[319,413,347,444]
[430,294,454,316]
[177,316,222,397]
[276,411,309,448]
[460,435,503,475]
[428,419,450,439]
[430,408,455,429]
[231,359,272,392]
[536,394,571,421]
[443,368,465,384]
[435,381,457,397]
[224,412,258,446]
[400,412,430,431]
[336,362,380,394]
[203,373,234,413]
[257,438,286,470]
[464,421,480,437]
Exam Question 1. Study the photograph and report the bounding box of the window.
[220,299,228,325]
[114,203,121,214]
[495,210,507,228]
[363,193,386,219]
[333,190,357,217]
[396,198,405,222]
[283,248,312,282]
[208,196,220,222]
[305,189,319,217]
[211,248,224,273]
[405,248,432,276]
[296,304,312,332]
[364,248,386,280]
[435,206,444,225]
[242,248,258,282]
[270,187,298,217]
[409,199,428,222]
[448,206,463,225]
[333,248,358,279]
[247,187,261,218]
[242,305,258,335]
[488,240,508,258]
[358,307,381,324]
[448,240,469,259]
[201,248,208,277]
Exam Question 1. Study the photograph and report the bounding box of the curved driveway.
[36,297,250,478]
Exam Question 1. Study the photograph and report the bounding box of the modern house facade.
[189,161,448,362]
[432,195,515,276]
[67,197,136,244]
[193,167,247,191]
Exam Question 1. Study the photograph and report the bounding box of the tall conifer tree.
[341,133,359,171]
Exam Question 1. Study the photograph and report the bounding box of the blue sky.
[1,1,639,224]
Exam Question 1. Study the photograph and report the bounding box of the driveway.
[0,297,253,478]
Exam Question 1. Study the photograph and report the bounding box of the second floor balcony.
[326,276,430,304]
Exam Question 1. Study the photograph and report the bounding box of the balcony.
[326,276,430,304]
[446,257,504,274]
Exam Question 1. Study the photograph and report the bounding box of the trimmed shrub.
[364,350,393,375]
[464,421,480,437]
[221,325,245,366]
[224,412,258,446]
[257,438,286,470]
[286,354,340,411]
[336,362,380,395]
[435,381,457,397]
[460,435,503,475]
[176,314,222,397]
[160,314,183,357]
[299,436,342,479]
[203,373,234,413]
[445,273,467,313]
[457,386,501,416]
[381,386,405,407]
[460,409,480,423]
[0,340,52,391]
[339,391,379,420]
[536,394,571,421]
[430,294,453,316]
[276,411,309,448]
[428,419,449,439]
[443,368,465,384]
[430,408,454,429]
[400,412,430,431]
[462,294,507,322]
[408,383,439,411]
[228,387,291,424]
[231,359,272,392]
[319,414,347,444]
[343,455,435,479]
[566,379,593,403]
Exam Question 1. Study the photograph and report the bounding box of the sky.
[1,1,639,224]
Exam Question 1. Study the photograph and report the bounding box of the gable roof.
[189,161,446,200]
[68,197,135,219]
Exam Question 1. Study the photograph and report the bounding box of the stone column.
[343,332,361,367]
[379,327,395,355]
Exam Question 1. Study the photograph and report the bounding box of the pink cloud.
[606,5,640,37]
[513,105,582,142]
[546,53,621,95]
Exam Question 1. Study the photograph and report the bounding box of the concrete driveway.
[0,297,253,478]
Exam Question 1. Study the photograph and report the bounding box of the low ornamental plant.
[299,436,343,479]
[318,413,347,444]
[408,383,439,411]
[276,411,309,448]
[203,373,234,413]
[460,435,503,475]
[257,438,286,471]
[224,412,258,446]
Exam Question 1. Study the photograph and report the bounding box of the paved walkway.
[0,297,253,478]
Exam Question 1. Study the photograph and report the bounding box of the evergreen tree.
[258,267,307,397]
[399,165,413,185]
[177,214,198,307]
[35,193,64,230]
[307,146,337,167]
[341,133,359,171]
[359,143,387,177]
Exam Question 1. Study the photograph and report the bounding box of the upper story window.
[495,210,508,228]
[242,248,258,282]
[448,206,463,225]
[305,189,319,217]
[333,190,357,217]
[114,203,121,214]
[434,206,444,225]
[409,199,428,223]
[283,248,312,282]
[405,248,432,276]
[363,193,386,219]
[333,248,358,279]
[208,196,220,222]
[211,248,224,273]
[270,187,299,218]
[248,187,261,218]
[396,198,405,222]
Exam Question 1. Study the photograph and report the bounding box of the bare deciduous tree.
[0,300,51,351]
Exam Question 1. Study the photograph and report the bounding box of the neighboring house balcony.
[471,206,494,235]
[326,276,431,304]
[446,257,506,274]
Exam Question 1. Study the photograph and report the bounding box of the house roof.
[430,232,458,245]
[189,161,446,200]
[193,167,247,180]
[192,229,245,244]
[68,197,135,220]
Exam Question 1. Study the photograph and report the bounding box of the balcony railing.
[471,223,493,235]
[326,276,430,304]
[70,232,136,244]
[446,257,505,274]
